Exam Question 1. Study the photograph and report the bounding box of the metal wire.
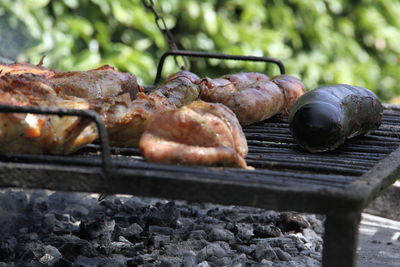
[142,0,190,70]
[154,50,286,85]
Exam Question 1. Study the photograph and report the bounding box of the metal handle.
[0,105,113,173]
[154,50,286,85]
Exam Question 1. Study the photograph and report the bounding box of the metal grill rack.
[1,51,400,267]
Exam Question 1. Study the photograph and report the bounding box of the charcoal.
[0,237,17,261]
[274,247,292,261]
[158,256,182,267]
[165,243,199,257]
[52,257,74,266]
[231,244,256,255]
[189,230,207,240]
[74,255,125,267]
[201,216,220,224]
[56,237,98,260]
[154,235,170,248]
[0,192,28,237]
[126,255,145,266]
[197,242,230,261]
[279,212,310,233]
[187,239,209,251]
[304,214,325,235]
[182,250,197,267]
[120,223,143,239]
[178,205,199,217]
[254,240,278,261]
[232,223,254,241]
[143,202,179,228]
[302,228,323,249]
[14,248,35,266]
[148,225,174,236]
[31,197,48,215]
[197,260,211,267]
[253,224,282,238]
[207,228,235,242]
[231,253,247,266]
[67,204,90,219]
[259,259,274,267]
[38,245,62,265]
[0,190,324,266]
[78,217,115,241]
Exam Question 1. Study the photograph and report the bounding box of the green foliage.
[0,0,400,100]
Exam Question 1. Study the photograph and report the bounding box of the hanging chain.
[142,0,189,70]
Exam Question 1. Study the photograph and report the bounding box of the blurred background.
[1,0,400,102]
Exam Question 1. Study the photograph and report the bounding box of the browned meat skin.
[222,72,269,89]
[50,65,141,99]
[151,70,201,108]
[0,62,57,78]
[92,70,201,147]
[0,63,141,99]
[0,68,200,152]
[89,92,175,147]
[270,75,306,115]
[198,72,305,125]
[140,100,251,169]
[0,74,97,154]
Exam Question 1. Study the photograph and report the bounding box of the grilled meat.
[270,75,306,115]
[0,74,96,154]
[198,72,305,125]
[140,100,251,169]
[0,62,141,99]
[0,68,200,153]
[94,70,201,147]
[50,65,141,99]
[0,62,57,78]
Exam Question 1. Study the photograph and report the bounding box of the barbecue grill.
[1,50,400,267]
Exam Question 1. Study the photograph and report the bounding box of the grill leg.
[322,211,362,267]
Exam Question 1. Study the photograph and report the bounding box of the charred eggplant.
[289,84,383,152]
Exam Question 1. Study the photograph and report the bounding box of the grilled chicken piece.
[0,69,200,153]
[198,72,305,125]
[0,74,96,154]
[0,62,57,78]
[0,62,141,99]
[50,65,141,99]
[91,70,201,147]
[140,100,251,169]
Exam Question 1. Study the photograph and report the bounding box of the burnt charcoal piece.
[0,237,17,261]
[57,238,98,261]
[253,224,282,238]
[289,84,383,152]
[142,202,180,228]
[126,255,145,266]
[0,190,324,266]
[279,212,310,233]
[207,228,235,242]
[254,240,278,261]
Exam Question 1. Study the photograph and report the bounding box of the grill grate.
[2,106,399,192]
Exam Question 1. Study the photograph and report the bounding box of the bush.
[1,0,399,100]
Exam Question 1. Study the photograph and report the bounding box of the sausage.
[289,84,383,152]
[198,73,305,125]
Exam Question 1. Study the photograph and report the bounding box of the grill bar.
[154,50,286,84]
[0,105,113,173]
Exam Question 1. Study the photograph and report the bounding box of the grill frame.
[1,50,400,267]
[1,106,399,213]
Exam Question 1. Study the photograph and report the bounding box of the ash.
[0,189,324,267]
